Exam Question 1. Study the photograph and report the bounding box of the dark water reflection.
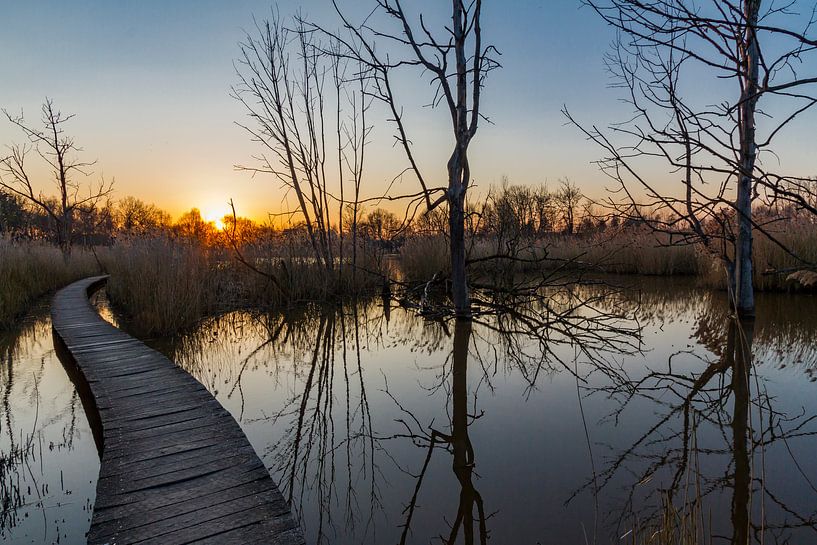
[0,301,97,545]
[2,282,817,544]
[142,281,817,545]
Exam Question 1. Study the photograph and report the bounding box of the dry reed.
[0,239,99,329]
[102,238,217,335]
[400,216,817,291]
[399,229,702,284]
[101,236,388,335]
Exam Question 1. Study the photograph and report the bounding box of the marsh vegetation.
[2,1,817,544]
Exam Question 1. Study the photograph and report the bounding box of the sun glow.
[202,205,230,231]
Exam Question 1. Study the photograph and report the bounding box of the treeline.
[0,190,409,250]
[6,177,811,256]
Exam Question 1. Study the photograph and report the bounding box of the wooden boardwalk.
[51,276,304,545]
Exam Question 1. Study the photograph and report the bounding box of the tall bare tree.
[234,15,334,273]
[567,0,817,316]
[234,13,373,289]
[0,99,112,256]
[320,0,500,318]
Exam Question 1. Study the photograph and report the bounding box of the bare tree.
[116,196,170,237]
[233,13,374,292]
[567,0,817,316]
[0,99,112,256]
[317,0,500,318]
[234,15,334,273]
[554,178,583,235]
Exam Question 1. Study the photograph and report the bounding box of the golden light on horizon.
[202,204,230,231]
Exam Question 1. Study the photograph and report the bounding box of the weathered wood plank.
[51,276,303,545]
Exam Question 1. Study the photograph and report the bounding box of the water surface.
[3,282,817,544]
[148,282,817,544]
[0,300,98,545]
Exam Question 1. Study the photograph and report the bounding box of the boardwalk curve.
[51,276,304,545]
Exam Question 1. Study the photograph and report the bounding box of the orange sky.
[2,1,815,224]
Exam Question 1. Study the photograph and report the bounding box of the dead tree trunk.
[320,0,498,318]
[449,184,469,317]
[734,0,761,317]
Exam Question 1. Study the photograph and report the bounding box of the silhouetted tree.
[360,208,401,246]
[323,0,500,317]
[568,0,817,316]
[0,99,113,256]
[116,196,170,236]
[555,178,582,235]
[0,190,28,235]
[174,208,215,243]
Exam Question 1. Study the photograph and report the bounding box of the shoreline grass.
[0,239,100,330]
[400,221,816,293]
[101,236,389,335]
[2,213,813,336]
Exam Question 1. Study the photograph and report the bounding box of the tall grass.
[518,230,702,276]
[624,494,709,545]
[399,229,702,284]
[0,239,99,329]
[697,216,817,291]
[102,238,217,335]
[400,217,817,291]
[101,236,389,335]
[400,235,450,282]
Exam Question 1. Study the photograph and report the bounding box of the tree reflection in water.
[396,320,487,545]
[574,305,817,544]
[0,302,97,544]
[137,280,817,544]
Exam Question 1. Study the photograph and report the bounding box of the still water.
[0,301,97,545]
[2,281,817,544]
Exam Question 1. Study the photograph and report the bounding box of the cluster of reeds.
[234,235,388,305]
[101,235,389,335]
[702,215,817,291]
[399,228,703,284]
[622,494,710,545]
[399,235,450,282]
[400,215,817,291]
[101,238,218,335]
[0,239,100,329]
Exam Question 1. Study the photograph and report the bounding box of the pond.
[0,300,98,545]
[2,280,817,544]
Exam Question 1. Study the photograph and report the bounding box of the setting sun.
[202,205,230,231]
[4,2,817,545]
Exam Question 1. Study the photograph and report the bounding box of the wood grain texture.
[51,276,304,545]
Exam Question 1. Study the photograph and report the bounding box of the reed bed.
[0,239,99,329]
[400,235,450,282]
[509,230,702,276]
[399,229,702,284]
[102,238,217,336]
[101,236,388,335]
[400,217,817,292]
[699,216,817,291]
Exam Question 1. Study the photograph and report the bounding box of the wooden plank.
[51,276,304,545]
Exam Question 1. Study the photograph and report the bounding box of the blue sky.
[1,1,813,221]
